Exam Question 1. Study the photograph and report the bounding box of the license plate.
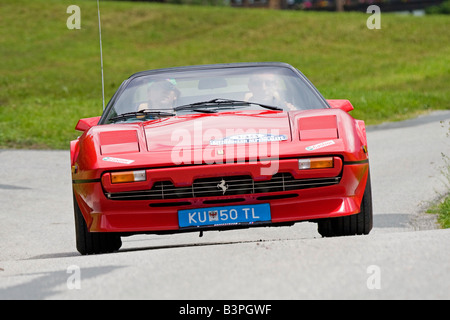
[178,203,271,228]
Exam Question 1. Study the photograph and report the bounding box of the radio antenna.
[97,0,105,111]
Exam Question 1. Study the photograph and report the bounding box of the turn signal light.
[298,157,334,170]
[111,170,146,184]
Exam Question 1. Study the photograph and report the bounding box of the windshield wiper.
[110,110,175,123]
[173,98,283,112]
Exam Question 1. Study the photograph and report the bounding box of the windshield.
[104,66,327,124]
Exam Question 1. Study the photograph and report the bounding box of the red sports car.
[71,62,372,255]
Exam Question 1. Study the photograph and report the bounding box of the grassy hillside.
[1,0,449,149]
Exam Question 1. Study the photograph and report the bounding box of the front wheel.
[317,171,373,237]
[73,193,122,255]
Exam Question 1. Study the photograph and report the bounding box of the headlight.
[298,157,334,170]
[110,170,146,184]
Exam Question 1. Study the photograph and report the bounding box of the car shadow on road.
[25,238,275,260]
[373,212,439,231]
[373,213,411,229]
[118,237,276,254]
[27,213,435,260]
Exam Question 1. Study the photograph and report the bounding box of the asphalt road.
[1,111,449,300]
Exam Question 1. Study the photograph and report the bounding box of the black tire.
[73,193,122,255]
[317,171,373,237]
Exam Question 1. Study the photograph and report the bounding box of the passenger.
[244,73,295,110]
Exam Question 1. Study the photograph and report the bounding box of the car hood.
[75,108,368,176]
[144,110,292,152]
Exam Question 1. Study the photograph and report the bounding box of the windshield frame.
[98,62,329,125]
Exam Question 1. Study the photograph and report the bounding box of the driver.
[138,80,180,111]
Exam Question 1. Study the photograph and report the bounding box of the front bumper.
[73,158,369,233]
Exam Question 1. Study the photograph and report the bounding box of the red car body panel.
[71,107,369,233]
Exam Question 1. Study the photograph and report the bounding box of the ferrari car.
[71,62,372,255]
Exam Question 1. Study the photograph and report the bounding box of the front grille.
[106,173,341,201]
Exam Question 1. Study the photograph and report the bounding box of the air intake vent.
[105,173,341,201]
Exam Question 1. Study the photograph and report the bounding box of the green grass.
[1,0,449,149]
[428,196,450,228]
[427,123,450,229]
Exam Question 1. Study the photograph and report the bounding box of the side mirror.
[75,116,101,132]
[326,99,354,112]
